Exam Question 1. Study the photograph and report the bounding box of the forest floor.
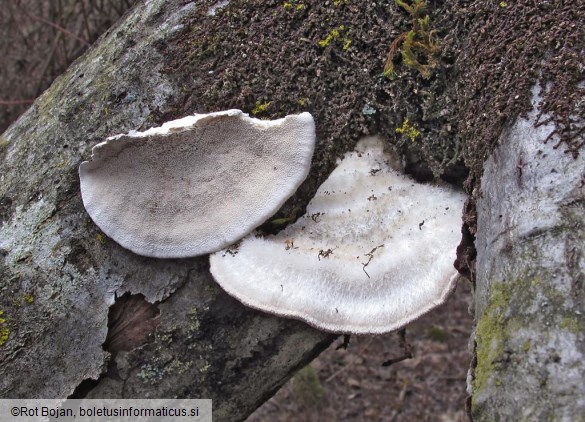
[249,280,473,422]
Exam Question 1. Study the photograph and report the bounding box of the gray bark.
[1,0,583,420]
[0,1,333,420]
[471,85,585,420]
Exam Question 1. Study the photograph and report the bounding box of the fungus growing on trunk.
[210,136,465,334]
[79,110,315,258]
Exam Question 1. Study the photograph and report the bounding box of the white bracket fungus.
[210,136,466,334]
[79,110,315,258]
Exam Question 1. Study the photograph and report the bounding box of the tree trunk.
[1,0,583,420]
[470,87,585,420]
[0,2,334,420]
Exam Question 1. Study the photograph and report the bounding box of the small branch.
[326,338,374,383]
[335,334,351,350]
[0,99,35,105]
[23,11,90,46]
[382,328,413,367]
[361,244,384,278]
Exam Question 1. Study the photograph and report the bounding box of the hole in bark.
[68,378,100,399]
[103,292,161,357]
[69,294,161,398]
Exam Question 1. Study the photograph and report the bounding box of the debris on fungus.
[210,136,466,334]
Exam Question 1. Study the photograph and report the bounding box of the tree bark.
[1,0,583,420]
[470,86,585,420]
[0,2,334,420]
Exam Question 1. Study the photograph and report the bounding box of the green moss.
[0,136,10,151]
[251,101,271,115]
[383,68,397,80]
[384,0,440,79]
[318,25,346,48]
[23,294,34,304]
[428,326,449,343]
[36,72,69,118]
[559,315,585,334]
[394,0,426,15]
[293,365,326,408]
[473,275,564,397]
[473,281,513,394]
[283,1,304,9]
[0,310,10,346]
[395,118,421,142]
[342,38,352,50]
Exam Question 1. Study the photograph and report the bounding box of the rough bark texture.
[0,2,334,420]
[1,0,583,420]
[471,86,585,420]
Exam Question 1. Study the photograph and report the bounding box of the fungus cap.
[79,110,315,258]
[210,136,465,334]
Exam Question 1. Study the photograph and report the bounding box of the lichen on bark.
[472,85,585,420]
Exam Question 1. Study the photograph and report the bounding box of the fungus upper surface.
[79,110,315,258]
[210,136,465,334]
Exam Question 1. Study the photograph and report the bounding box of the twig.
[335,334,351,350]
[79,1,92,46]
[382,328,413,367]
[325,337,374,383]
[361,244,384,278]
[23,11,90,46]
[0,100,35,105]
[35,32,63,96]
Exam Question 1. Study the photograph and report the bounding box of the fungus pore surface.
[210,136,465,334]
[79,110,315,258]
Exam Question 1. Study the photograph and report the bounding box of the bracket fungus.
[210,136,466,334]
[79,110,315,258]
